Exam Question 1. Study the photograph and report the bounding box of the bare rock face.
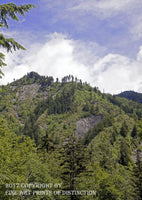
[10,84,48,101]
[16,84,40,101]
[76,115,102,138]
[132,142,142,163]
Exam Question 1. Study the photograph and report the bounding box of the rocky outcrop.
[132,142,142,163]
[76,115,102,138]
[16,84,40,101]
[10,83,48,101]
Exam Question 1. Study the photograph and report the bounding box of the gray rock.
[76,115,102,138]
[132,142,142,163]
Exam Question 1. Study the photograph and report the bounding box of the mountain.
[0,72,142,200]
[0,71,140,143]
[117,90,142,104]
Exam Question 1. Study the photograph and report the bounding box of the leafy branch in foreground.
[0,3,35,75]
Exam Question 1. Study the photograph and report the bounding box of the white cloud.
[1,33,142,94]
[41,0,142,42]
[92,52,142,94]
[42,0,136,14]
[130,15,142,40]
[71,0,137,18]
[137,46,142,61]
[0,33,91,85]
[68,0,142,42]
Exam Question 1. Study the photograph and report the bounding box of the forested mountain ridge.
[0,72,142,200]
[117,90,142,104]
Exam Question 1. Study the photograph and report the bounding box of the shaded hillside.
[117,90,142,104]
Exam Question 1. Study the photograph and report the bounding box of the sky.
[1,0,142,94]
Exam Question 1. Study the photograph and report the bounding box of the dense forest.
[117,90,142,104]
[0,72,142,200]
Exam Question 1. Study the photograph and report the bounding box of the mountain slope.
[0,72,137,145]
[0,72,141,144]
[0,72,142,199]
[117,90,142,104]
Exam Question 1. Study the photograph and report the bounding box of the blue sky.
[1,0,142,93]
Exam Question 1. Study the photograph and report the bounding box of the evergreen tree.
[120,121,129,137]
[59,135,89,200]
[119,138,131,166]
[133,149,142,200]
[0,3,35,76]
[82,102,90,112]
[40,131,54,153]
[110,126,117,144]
[131,125,137,138]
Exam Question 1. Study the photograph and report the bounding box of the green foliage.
[0,73,142,199]
[0,33,25,52]
[137,118,142,139]
[118,90,142,104]
[0,3,35,28]
[119,121,129,137]
[83,115,115,145]
[131,125,137,138]
[0,119,54,199]
[119,138,131,166]
[58,135,89,200]
[11,71,54,87]
[39,131,54,153]
[1,2,142,199]
[107,93,142,119]
[0,3,35,75]
[133,149,142,200]
[82,102,90,112]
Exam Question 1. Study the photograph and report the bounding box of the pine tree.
[133,149,142,200]
[131,125,137,138]
[119,138,131,166]
[59,135,89,200]
[40,131,54,153]
[110,126,118,144]
[82,102,90,111]
[120,121,129,137]
[0,3,35,76]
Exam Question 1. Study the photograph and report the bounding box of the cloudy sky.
[1,0,142,94]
